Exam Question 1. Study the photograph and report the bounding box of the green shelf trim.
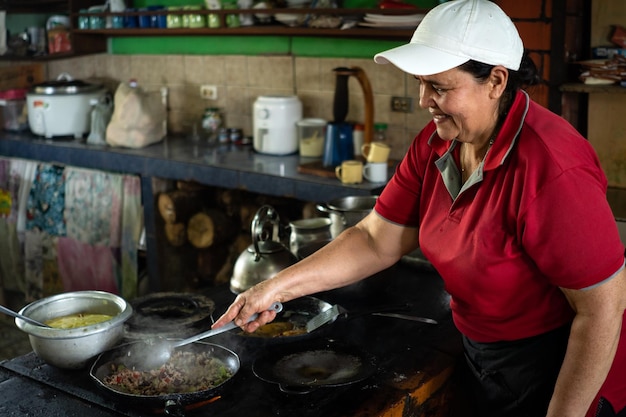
[110,36,403,58]
[111,36,292,55]
[291,37,404,58]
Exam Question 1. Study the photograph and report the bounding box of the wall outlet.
[391,96,413,113]
[200,84,218,100]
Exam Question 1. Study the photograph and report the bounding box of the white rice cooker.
[253,95,302,155]
[27,73,107,139]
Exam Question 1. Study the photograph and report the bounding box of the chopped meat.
[103,350,232,396]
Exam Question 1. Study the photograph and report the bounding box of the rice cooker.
[27,73,108,139]
[253,95,302,155]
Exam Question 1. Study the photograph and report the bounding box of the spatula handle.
[172,302,282,347]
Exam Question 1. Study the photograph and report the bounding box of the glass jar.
[202,107,223,143]
[78,9,90,30]
[373,122,388,142]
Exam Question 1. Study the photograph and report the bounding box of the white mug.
[363,162,388,183]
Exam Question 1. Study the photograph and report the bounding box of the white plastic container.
[253,95,302,155]
[297,118,326,157]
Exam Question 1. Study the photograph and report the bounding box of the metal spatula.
[129,302,283,369]
[305,304,340,333]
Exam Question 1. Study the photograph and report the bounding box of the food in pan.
[102,351,233,396]
[249,321,307,338]
[45,313,114,329]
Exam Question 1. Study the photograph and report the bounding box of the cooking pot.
[27,72,108,139]
[316,195,378,238]
[288,217,332,256]
[230,205,298,294]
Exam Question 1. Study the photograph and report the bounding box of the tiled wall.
[40,1,557,162]
[47,53,432,161]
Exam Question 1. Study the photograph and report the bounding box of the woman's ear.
[489,66,509,98]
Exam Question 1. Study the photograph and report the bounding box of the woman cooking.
[213,0,626,415]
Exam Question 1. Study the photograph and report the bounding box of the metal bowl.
[15,290,133,369]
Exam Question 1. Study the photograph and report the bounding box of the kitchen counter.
[0,133,384,202]
[0,132,387,292]
[0,260,464,417]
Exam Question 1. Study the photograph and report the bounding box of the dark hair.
[458,52,541,116]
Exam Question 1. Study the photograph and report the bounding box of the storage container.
[0,88,28,131]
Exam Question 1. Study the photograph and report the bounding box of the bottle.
[352,123,364,157]
[373,123,388,142]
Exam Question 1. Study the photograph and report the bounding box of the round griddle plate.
[125,292,215,339]
[252,339,377,393]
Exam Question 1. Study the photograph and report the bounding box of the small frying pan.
[234,296,411,343]
[252,338,377,394]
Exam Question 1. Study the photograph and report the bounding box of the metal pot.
[15,290,133,369]
[230,205,298,294]
[27,72,107,139]
[288,217,332,255]
[316,195,378,238]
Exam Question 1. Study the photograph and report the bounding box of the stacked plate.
[359,13,424,29]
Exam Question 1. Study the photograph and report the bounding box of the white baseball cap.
[374,0,524,76]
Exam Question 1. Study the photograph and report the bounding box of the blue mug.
[323,122,354,168]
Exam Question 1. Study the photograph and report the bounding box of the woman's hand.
[212,280,285,333]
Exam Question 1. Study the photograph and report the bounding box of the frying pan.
[233,296,411,343]
[252,338,377,394]
[90,341,240,416]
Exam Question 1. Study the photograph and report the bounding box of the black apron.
[459,324,570,417]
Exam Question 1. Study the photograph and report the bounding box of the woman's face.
[417,67,503,144]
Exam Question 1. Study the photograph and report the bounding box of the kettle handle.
[251,205,280,260]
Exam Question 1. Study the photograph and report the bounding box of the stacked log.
[155,183,310,289]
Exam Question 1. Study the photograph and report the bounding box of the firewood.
[196,245,229,284]
[157,190,204,224]
[164,222,186,247]
[187,209,236,249]
[239,203,260,232]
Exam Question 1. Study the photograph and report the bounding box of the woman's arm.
[213,211,419,332]
[547,267,626,417]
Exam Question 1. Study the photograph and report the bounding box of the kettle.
[230,205,298,294]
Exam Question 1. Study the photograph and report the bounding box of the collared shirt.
[376,90,625,342]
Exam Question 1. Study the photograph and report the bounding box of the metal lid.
[30,72,103,95]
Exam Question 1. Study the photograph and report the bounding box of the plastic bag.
[105,81,166,149]
[87,95,113,146]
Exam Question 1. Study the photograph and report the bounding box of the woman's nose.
[418,84,434,109]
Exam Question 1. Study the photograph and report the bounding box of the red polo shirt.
[377,88,626,417]
[376,91,625,343]
[378,90,626,413]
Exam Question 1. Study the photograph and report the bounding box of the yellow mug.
[361,142,391,163]
[335,160,363,184]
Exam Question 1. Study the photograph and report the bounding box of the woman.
[214,1,626,415]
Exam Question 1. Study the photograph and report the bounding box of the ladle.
[128,302,283,369]
[0,304,51,327]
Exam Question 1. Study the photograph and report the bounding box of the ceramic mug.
[335,160,363,184]
[363,162,388,183]
[361,142,391,163]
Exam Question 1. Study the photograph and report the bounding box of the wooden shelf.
[76,25,415,40]
[71,7,424,40]
[560,83,626,94]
